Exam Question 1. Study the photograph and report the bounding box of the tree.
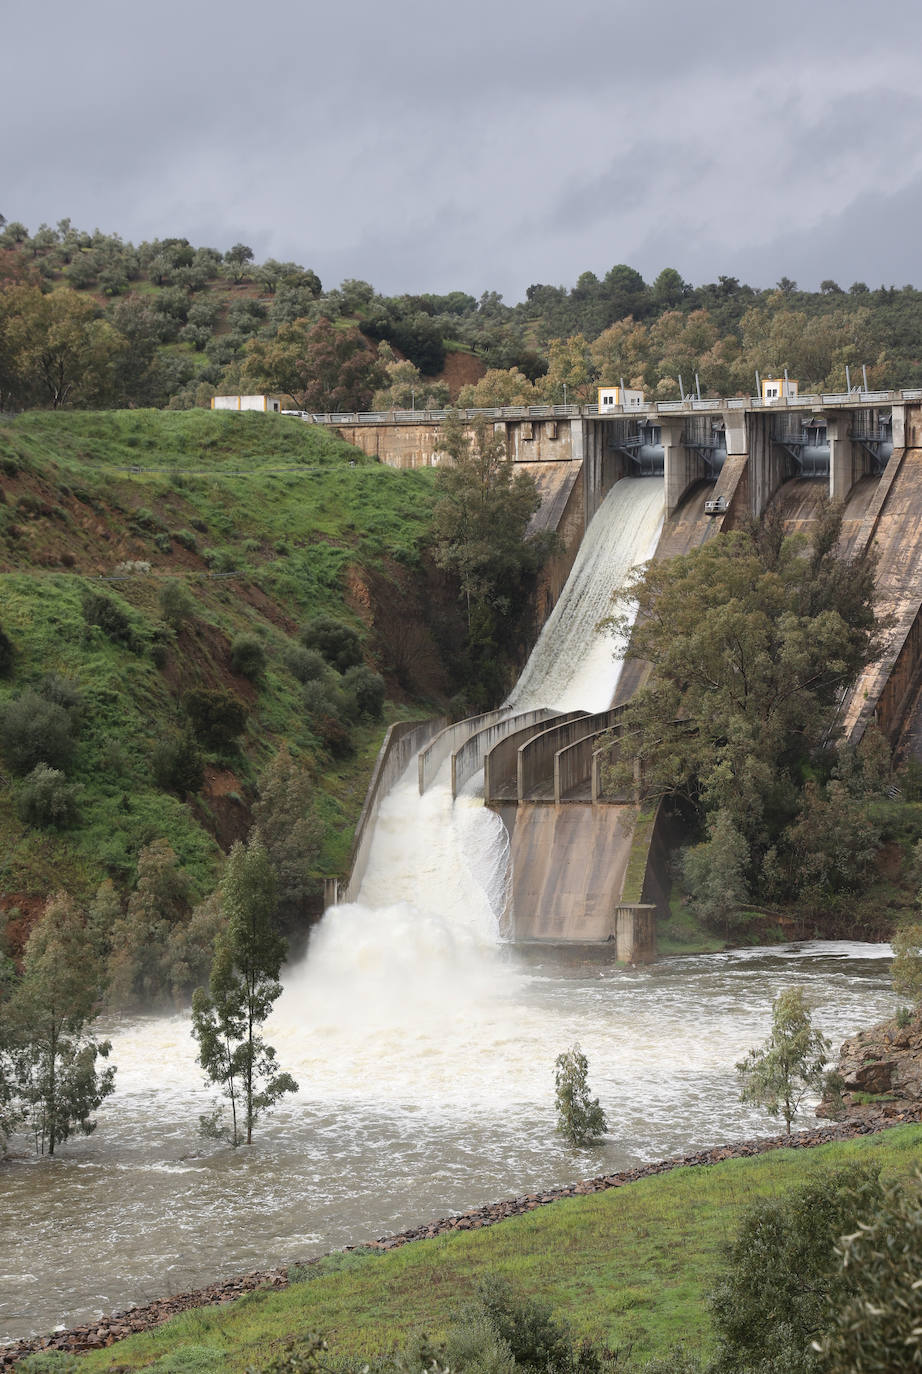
[0,284,122,407]
[891,921,922,1006]
[107,839,192,1004]
[191,838,297,1145]
[815,1171,922,1373]
[536,334,597,403]
[299,615,364,672]
[603,511,879,893]
[7,894,115,1155]
[554,1044,607,1145]
[0,951,21,1152]
[432,412,552,702]
[251,746,324,930]
[237,317,384,412]
[0,688,76,775]
[736,989,830,1134]
[456,367,537,408]
[709,1163,885,1374]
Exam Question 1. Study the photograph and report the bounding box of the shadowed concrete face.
[507,803,637,941]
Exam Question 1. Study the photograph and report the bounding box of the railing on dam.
[418,707,513,793]
[450,706,556,798]
[296,388,922,428]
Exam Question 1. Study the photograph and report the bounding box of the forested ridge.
[2,215,922,415]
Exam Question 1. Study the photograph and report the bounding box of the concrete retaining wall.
[518,709,621,800]
[485,710,588,803]
[341,716,446,904]
[451,708,554,798]
[418,709,511,792]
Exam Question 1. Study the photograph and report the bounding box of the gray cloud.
[4,0,922,297]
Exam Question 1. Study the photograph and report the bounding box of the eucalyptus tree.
[192,837,296,1145]
[8,894,115,1156]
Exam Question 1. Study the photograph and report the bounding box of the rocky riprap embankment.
[4,1115,920,1370]
[817,1009,922,1124]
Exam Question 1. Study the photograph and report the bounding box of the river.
[0,477,899,1343]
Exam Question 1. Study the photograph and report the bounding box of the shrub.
[302,678,353,757]
[81,589,139,648]
[183,688,248,751]
[343,664,386,720]
[709,1163,885,1374]
[38,673,83,716]
[299,615,364,672]
[891,922,922,1006]
[0,625,13,676]
[159,579,196,631]
[455,1274,577,1374]
[815,1172,922,1372]
[0,690,75,774]
[554,1044,607,1146]
[173,528,198,552]
[283,644,328,684]
[230,633,266,680]
[16,764,81,828]
[152,726,205,796]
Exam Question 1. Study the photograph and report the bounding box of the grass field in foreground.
[70,1124,922,1372]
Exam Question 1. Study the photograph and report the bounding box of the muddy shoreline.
[3,1111,919,1369]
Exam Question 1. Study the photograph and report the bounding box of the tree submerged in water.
[191,837,297,1146]
[736,988,830,1135]
[554,1043,607,1146]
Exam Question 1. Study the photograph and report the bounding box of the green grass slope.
[68,1125,922,1372]
[0,409,442,918]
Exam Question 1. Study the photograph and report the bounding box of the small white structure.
[212,394,283,413]
[761,378,799,402]
[597,386,645,412]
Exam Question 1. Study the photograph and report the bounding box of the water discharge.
[510,477,664,713]
[0,479,900,1344]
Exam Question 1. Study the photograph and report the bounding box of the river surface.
[0,937,897,1343]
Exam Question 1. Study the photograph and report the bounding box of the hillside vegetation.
[0,409,446,943]
[3,217,922,418]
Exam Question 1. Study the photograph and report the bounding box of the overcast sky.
[4,0,922,302]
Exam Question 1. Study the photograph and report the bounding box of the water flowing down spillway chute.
[280,475,666,1024]
[508,477,664,714]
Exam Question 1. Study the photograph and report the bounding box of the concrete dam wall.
[331,398,922,954]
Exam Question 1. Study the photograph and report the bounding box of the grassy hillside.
[0,409,444,925]
[65,1125,922,1372]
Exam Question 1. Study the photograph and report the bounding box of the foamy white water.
[509,477,664,713]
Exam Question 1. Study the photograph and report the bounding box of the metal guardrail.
[306,390,922,427]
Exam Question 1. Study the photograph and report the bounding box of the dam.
[326,389,922,949]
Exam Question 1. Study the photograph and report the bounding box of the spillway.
[509,477,665,714]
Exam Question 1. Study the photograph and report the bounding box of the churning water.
[509,477,664,713]
[0,481,899,1344]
